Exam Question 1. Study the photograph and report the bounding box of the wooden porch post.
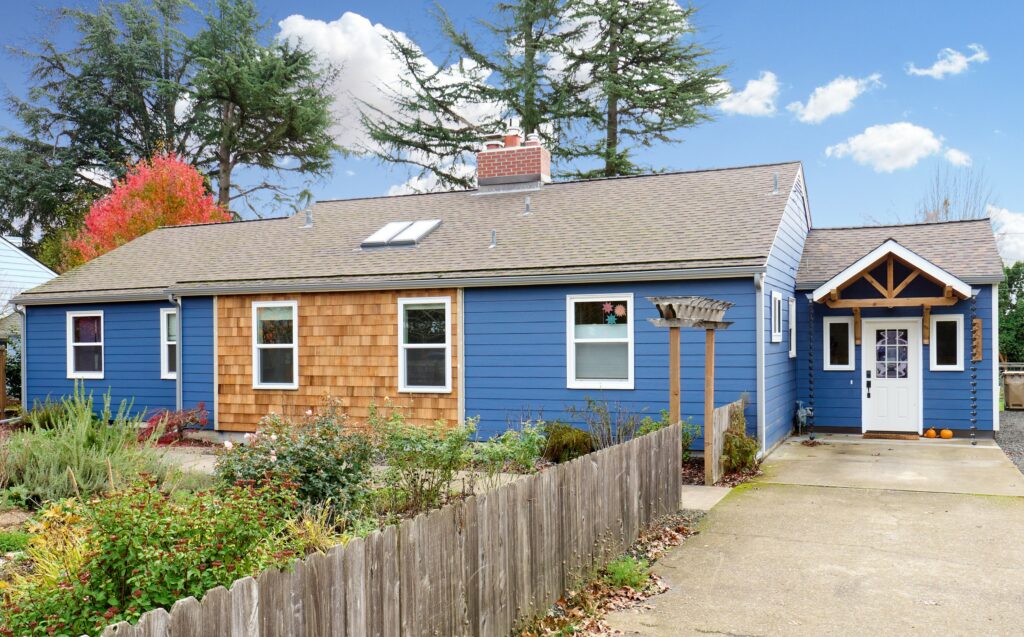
[669,326,680,425]
[704,328,715,486]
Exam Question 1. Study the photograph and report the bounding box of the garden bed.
[680,457,761,487]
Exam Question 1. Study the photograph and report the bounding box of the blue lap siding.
[463,278,758,441]
[25,301,177,416]
[25,297,216,422]
[795,284,995,431]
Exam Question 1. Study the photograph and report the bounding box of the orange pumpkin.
[924,428,937,439]
[940,429,954,439]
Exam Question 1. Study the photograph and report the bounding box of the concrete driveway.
[606,436,1024,637]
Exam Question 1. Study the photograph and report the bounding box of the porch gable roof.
[811,238,972,303]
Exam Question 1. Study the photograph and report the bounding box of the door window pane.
[874,329,909,378]
[828,322,850,367]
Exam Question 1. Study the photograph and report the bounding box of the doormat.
[863,432,920,441]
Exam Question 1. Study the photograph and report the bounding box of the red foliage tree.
[69,154,231,263]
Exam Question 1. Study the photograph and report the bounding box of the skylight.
[361,219,441,248]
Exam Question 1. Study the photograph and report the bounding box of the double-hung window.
[161,308,177,380]
[567,294,634,390]
[398,297,451,393]
[771,291,784,343]
[823,316,855,371]
[67,311,104,379]
[252,301,299,389]
[930,314,964,371]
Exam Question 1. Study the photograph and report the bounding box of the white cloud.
[907,44,989,79]
[944,148,972,167]
[386,161,475,196]
[345,170,356,177]
[717,71,779,117]
[989,205,1024,264]
[278,12,498,157]
[786,73,882,124]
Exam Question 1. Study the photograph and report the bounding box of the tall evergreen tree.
[558,0,726,178]
[360,0,574,191]
[1000,262,1024,362]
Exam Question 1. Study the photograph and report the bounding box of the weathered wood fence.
[98,424,682,637]
[705,399,745,485]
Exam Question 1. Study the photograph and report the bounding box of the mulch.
[680,457,760,487]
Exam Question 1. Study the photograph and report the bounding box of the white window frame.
[929,313,964,372]
[66,310,104,379]
[771,291,784,343]
[788,297,797,358]
[823,316,855,371]
[398,296,452,393]
[160,308,177,380]
[252,300,299,390]
[566,293,635,390]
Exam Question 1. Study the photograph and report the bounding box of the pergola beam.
[825,296,959,309]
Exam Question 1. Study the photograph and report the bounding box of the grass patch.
[602,556,649,589]
[0,530,29,552]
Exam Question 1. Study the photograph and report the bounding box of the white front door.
[862,319,922,433]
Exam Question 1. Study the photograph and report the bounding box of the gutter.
[169,294,183,411]
[16,305,26,412]
[13,292,168,306]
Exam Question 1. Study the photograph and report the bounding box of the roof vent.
[361,220,441,248]
[772,173,779,195]
[303,209,313,228]
[524,195,531,216]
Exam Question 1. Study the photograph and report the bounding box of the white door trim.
[860,317,923,434]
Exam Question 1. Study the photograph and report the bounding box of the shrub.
[638,410,703,462]
[0,479,301,637]
[603,555,650,589]
[722,431,759,473]
[137,404,209,444]
[3,385,163,507]
[475,421,546,474]
[371,405,474,514]
[567,398,641,449]
[542,421,594,463]
[215,402,373,508]
[0,530,29,553]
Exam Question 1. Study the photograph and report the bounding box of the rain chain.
[807,297,816,440]
[970,292,978,446]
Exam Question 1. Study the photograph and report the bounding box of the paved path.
[606,437,1024,637]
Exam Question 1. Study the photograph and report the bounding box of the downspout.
[16,305,26,413]
[169,294,183,411]
[754,273,766,457]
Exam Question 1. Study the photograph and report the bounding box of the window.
[161,308,177,380]
[567,294,634,390]
[771,291,783,343]
[398,297,451,392]
[823,316,855,371]
[930,314,964,371]
[788,297,797,358]
[67,311,104,379]
[252,301,298,389]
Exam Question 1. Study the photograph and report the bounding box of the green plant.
[637,410,702,461]
[3,385,163,507]
[603,555,650,589]
[0,479,302,637]
[371,404,475,514]
[722,431,759,473]
[542,421,594,463]
[215,400,373,508]
[0,530,29,553]
[475,421,546,474]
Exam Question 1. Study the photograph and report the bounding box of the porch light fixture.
[647,296,733,485]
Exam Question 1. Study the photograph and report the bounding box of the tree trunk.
[605,21,620,178]
[521,15,538,136]
[217,102,234,212]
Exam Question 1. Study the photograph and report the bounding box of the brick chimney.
[477,130,551,187]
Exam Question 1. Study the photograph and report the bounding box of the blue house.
[13,133,1003,452]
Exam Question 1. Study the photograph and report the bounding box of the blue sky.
[1,0,1021,239]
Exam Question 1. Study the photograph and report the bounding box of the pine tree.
[557,0,726,178]
[360,0,574,191]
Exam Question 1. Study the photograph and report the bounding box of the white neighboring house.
[0,237,56,338]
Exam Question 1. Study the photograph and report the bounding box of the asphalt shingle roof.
[18,162,803,302]
[796,218,1003,289]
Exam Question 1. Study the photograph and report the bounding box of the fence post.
[669,325,680,424]
[703,328,716,485]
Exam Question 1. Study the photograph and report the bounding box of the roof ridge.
[154,215,293,232]
[313,160,804,206]
[811,218,991,232]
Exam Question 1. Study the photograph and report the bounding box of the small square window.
[930,314,964,371]
[824,316,854,371]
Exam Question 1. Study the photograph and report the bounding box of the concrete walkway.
[606,437,1024,636]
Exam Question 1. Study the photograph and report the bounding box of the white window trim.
[771,291,784,343]
[252,300,299,390]
[397,297,452,393]
[788,297,797,358]
[66,310,104,380]
[823,316,855,371]
[160,308,177,380]
[929,313,964,372]
[566,293,635,390]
